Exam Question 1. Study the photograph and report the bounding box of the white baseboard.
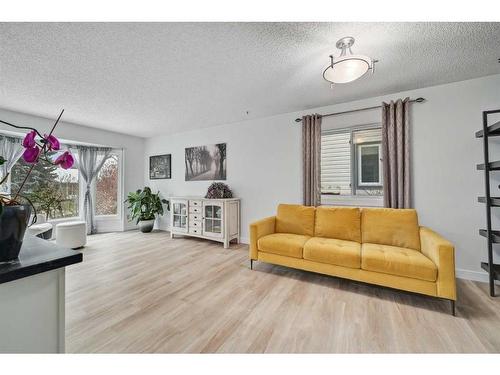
[456,268,489,283]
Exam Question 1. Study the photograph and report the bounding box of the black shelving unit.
[476,109,500,297]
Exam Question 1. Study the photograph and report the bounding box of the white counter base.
[0,268,65,353]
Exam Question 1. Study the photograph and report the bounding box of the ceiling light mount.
[323,36,377,86]
[335,36,355,53]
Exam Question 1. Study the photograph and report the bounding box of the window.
[95,153,119,216]
[321,131,351,196]
[3,136,123,229]
[10,157,80,220]
[357,144,382,186]
[321,126,383,204]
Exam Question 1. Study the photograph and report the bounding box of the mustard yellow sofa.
[249,204,457,315]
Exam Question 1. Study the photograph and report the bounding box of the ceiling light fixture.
[323,37,377,86]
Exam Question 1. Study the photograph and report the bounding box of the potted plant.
[125,187,168,233]
[0,110,74,262]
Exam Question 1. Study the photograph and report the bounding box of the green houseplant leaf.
[124,187,167,226]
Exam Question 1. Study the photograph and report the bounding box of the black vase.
[0,204,32,262]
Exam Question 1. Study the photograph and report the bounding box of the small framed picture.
[149,154,171,179]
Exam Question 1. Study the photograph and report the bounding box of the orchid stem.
[0,172,9,186]
[0,119,44,139]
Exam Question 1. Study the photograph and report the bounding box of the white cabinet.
[170,197,240,248]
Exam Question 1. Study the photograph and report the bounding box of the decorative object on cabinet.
[125,187,168,233]
[476,108,500,297]
[170,196,240,248]
[185,143,226,181]
[149,154,171,179]
[205,182,233,199]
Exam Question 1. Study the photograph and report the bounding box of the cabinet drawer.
[189,227,201,235]
[189,206,202,214]
[189,200,203,207]
[189,213,202,222]
[189,220,202,228]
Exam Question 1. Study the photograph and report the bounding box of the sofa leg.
[250,259,253,270]
[450,300,456,316]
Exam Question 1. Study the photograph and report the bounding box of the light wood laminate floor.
[65,230,500,353]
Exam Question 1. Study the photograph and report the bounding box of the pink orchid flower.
[22,145,40,163]
[54,151,74,169]
[44,134,60,151]
[22,130,37,149]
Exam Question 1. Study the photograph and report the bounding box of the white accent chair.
[56,221,87,249]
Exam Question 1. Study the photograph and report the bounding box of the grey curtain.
[76,146,112,234]
[0,135,23,189]
[302,114,322,206]
[381,98,411,208]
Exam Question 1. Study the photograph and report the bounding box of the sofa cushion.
[258,233,310,258]
[315,206,361,242]
[361,243,437,281]
[361,208,421,251]
[275,204,315,237]
[304,237,361,269]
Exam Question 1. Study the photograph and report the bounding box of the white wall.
[0,108,145,231]
[145,112,303,241]
[145,74,500,281]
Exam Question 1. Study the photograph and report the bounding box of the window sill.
[47,216,82,224]
[95,214,120,220]
[321,195,384,207]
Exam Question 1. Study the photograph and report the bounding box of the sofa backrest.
[361,208,421,251]
[276,204,315,236]
[315,207,361,243]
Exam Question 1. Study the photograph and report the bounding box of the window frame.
[1,131,124,230]
[94,149,123,220]
[356,142,383,188]
[9,153,82,222]
[321,123,384,207]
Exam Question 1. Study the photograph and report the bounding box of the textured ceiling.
[0,22,499,137]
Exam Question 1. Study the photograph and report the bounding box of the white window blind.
[353,128,382,144]
[321,131,351,195]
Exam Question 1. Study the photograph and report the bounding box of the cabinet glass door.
[172,201,188,232]
[203,203,223,238]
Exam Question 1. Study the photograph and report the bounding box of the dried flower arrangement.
[205,182,233,199]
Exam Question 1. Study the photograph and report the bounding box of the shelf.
[476,121,500,138]
[476,160,500,170]
[481,262,500,280]
[478,197,500,206]
[479,229,500,243]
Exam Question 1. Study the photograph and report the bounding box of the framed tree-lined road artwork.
[185,143,226,181]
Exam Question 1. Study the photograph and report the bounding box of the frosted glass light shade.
[323,55,373,84]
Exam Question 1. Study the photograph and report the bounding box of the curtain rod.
[294,97,426,123]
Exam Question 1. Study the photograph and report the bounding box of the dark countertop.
[0,234,82,284]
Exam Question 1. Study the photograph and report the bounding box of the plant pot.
[139,219,155,233]
[0,204,32,262]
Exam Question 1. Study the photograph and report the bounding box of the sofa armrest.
[249,216,276,260]
[419,226,456,300]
